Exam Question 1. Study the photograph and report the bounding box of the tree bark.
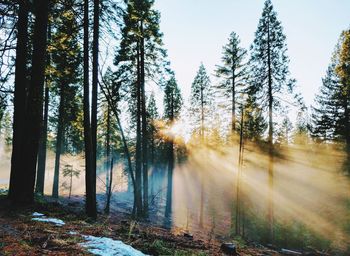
[105,105,111,193]
[140,20,148,216]
[135,41,143,217]
[267,18,274,243]
[36,82,49,194]
[91,0,99,201]
[9,0,29,202]
[199,84,204,227]
[104,157,113,214]
[84,0,97,219]
[9,0,49,204]
[165,90,175,218]
[231,72,236,133]
[36,21,51,195]
[52,87,65,198]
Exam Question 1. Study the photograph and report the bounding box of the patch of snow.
[80,235,147,256]
[32,217,65,226]
[68,231,79,235]
[32,212,45,217]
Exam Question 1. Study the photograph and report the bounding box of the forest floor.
[0,193,325,256]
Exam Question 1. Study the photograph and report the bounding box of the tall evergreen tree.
[312,29,350,173]
[190,63,212,141]
[8,0,29,203]
[9,0,49,204]
[163,76,182,218]
[189,63,212,227]
[312,64,339,142]
[91,0,100,210]
[83,0,97,218]
[215,32,248,134]
[249,0,296,241]
[115,0,165,217]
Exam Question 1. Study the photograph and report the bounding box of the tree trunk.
[69,171,72,199]
[36,22,51,194]
[135,41,143,217]
[84,0,97,219]
[140,21,148,216]
[52,88,65,198]
[104,157,114,214]
[105,105,111,194]
[235,105,244,235]
[9,0,29,202]
[231,72,236,133]
[199,85,204,227]
[165,140,174,218]
[267,19,274,243]
[36,83,49,194]
[165,88,175,218]
[98,80,137,216]
[91,0,99,200]
[9,0,49,204]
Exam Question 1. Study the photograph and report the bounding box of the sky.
[153,0,350,108]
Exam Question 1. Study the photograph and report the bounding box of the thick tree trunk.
[36,22,51,194]
[9,0,49,204]
[9,0,29,202]
[91,0,99,199]
[140,21,148,216]
[84,0,97,219]
[135,42,143,217]
[36,83,49,194]
[52,89,65,198]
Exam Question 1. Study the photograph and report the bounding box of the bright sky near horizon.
[154,0,350,108]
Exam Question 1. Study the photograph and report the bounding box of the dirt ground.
[0,195,324,256]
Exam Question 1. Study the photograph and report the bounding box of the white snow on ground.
[80,235,147,256]
[32,217,65,226]
[31,212,65,226]
[32,212,45,217]
[30,213,145,255]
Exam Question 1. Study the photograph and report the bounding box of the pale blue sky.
[154,0,350,107]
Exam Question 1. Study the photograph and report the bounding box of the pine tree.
[115,0,165,217]
[249,0,296,241]
[8,0,29,203]
[241,94,267,142]
[190,63,213,141]
[83,0,97,218]
[276,116,293,145]
[312,65,339,142]
[312,29,350,173]
[293,110,309,145]
[163,76,182,218]
[9,0,49,204]
[189,63,212,227]
[215,32,248,134]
